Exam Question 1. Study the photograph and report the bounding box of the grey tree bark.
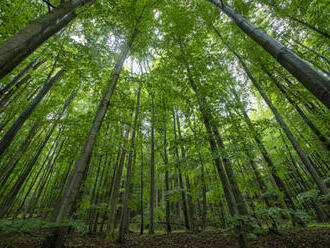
[149,97,155,235]
[0,67,64,157]
[208,1,330,109]
[0,0,94,79]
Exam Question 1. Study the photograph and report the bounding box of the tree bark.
[263,68,330,151]
[0,0,94,79]
[149,97,155,235]
[0,56,40,97]
[172,110,190,230]
[209,2,330,109]
[163,112,171,233]
[199,154,207,230]
[118,86,141,242]
[240,60,328,195]
[140,144,144,235]
[0,66,64,157]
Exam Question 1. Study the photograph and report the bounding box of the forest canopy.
[0,0,329,247]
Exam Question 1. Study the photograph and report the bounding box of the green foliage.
[0,0,329,241]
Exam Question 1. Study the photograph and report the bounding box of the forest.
[0,0,329,247]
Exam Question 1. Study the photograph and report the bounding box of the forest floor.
[1,227,329,248]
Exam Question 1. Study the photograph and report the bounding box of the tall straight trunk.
[209,2,330,109]
[149,97,155,235]
[288,16,330,39]
[99,151,120,232]
[50,19,140,232]
[176,112,195,230]
[26,138,66,218]
[0,122,39,186]
[87,155,103,232]
[0,90,73,218]
[185,65,248,247]
[233,90,301,211]
[106,127,131,237]
[140,144,144,235]
[263,68,329,150]
[0,66,64,157]
[282,35,330,65]
[163,112,171,233]
[11,131,62,217]
[118,86,141,243]
[199,154,207,230]
[0,126,59,217]
[186,67,237,217]
[216,27,329,196]
[92,154,110,232]
[211,124,249,216]
[0,0,94,79]
[239,60,328,195]
[0,75,32,109]
[0,56,40,97]
[172,110,190,230]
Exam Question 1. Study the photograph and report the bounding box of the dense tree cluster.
[0,0,329,247]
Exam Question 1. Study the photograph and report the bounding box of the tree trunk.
[149,97,155,235]
[0,0,94,79]
[140,144,144,235]
[176,112,196,231]
[163,112,171,234]
[40,29,137,245]
[49,19,140,236]
[0,122,39,187]
[0,66,64,157]
[209,2,330,109]
[199,154,207,231]
[0,89,73,218]
[211,124,249,217]
[263,68,330,150]
[118,86,141,243]
[240,60,328,195]
[0,56,39,97]
[106,126,131,237]
[172,110,190,230]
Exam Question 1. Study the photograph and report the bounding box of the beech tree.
[0,1,329,248]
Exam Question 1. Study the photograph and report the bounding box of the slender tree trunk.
[186,66,237,217]
[209,3,330,109]
[282,35,330,65]
[0,56,40,97]
[0,0,94,79]
[118,86,141,243]
[211,124,249,217]
[263,68,330,150]
[241,60,328,195]
[43,20,140,248]
[0,89,73,217]
[217,28,329,196]
[199,154,207,231]
[106,126,131,237]
[176,112,196,231]
[87,155,103,232]
[163,112,171,234]
[149,97,155,235]
[172,110,190,230]
[26,138,66,218]
[0,126,58,217]
[0,75,31,109]
[185,63,247,247]
[0,66,64,157]
[0,122,39,186]
[288,16,330,39]
[140,144,144,235]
